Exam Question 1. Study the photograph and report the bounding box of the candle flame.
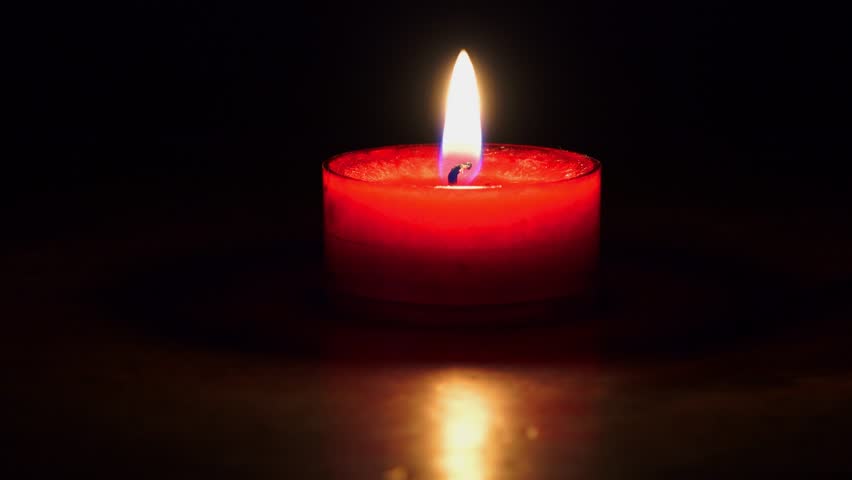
[440,50,482,185]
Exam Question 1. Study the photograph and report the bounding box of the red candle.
[323,51,601,307]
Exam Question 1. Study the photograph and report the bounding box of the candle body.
[323,144,600,306]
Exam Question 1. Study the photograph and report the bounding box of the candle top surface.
[325,144,599,188]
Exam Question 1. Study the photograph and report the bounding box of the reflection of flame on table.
[436,379,491,480]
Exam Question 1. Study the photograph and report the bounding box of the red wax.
[323,144,601,306]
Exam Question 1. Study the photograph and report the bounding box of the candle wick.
[448,162,473,185]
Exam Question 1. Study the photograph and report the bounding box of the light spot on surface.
[383,466,408,480]
[525,426,539,440]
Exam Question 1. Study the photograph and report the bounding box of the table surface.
[4,204,852,479]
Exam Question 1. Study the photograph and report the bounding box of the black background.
[10,1,850,247]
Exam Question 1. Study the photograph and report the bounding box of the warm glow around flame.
[440,50,482,184]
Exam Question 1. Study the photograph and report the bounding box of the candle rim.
[323,143,601,188]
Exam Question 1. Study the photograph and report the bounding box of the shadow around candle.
[95,231,820,364]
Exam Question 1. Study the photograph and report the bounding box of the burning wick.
[448,162,474,185]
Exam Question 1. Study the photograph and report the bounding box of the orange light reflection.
[435,377,493,480]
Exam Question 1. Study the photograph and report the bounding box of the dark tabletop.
[4,196,851,479]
